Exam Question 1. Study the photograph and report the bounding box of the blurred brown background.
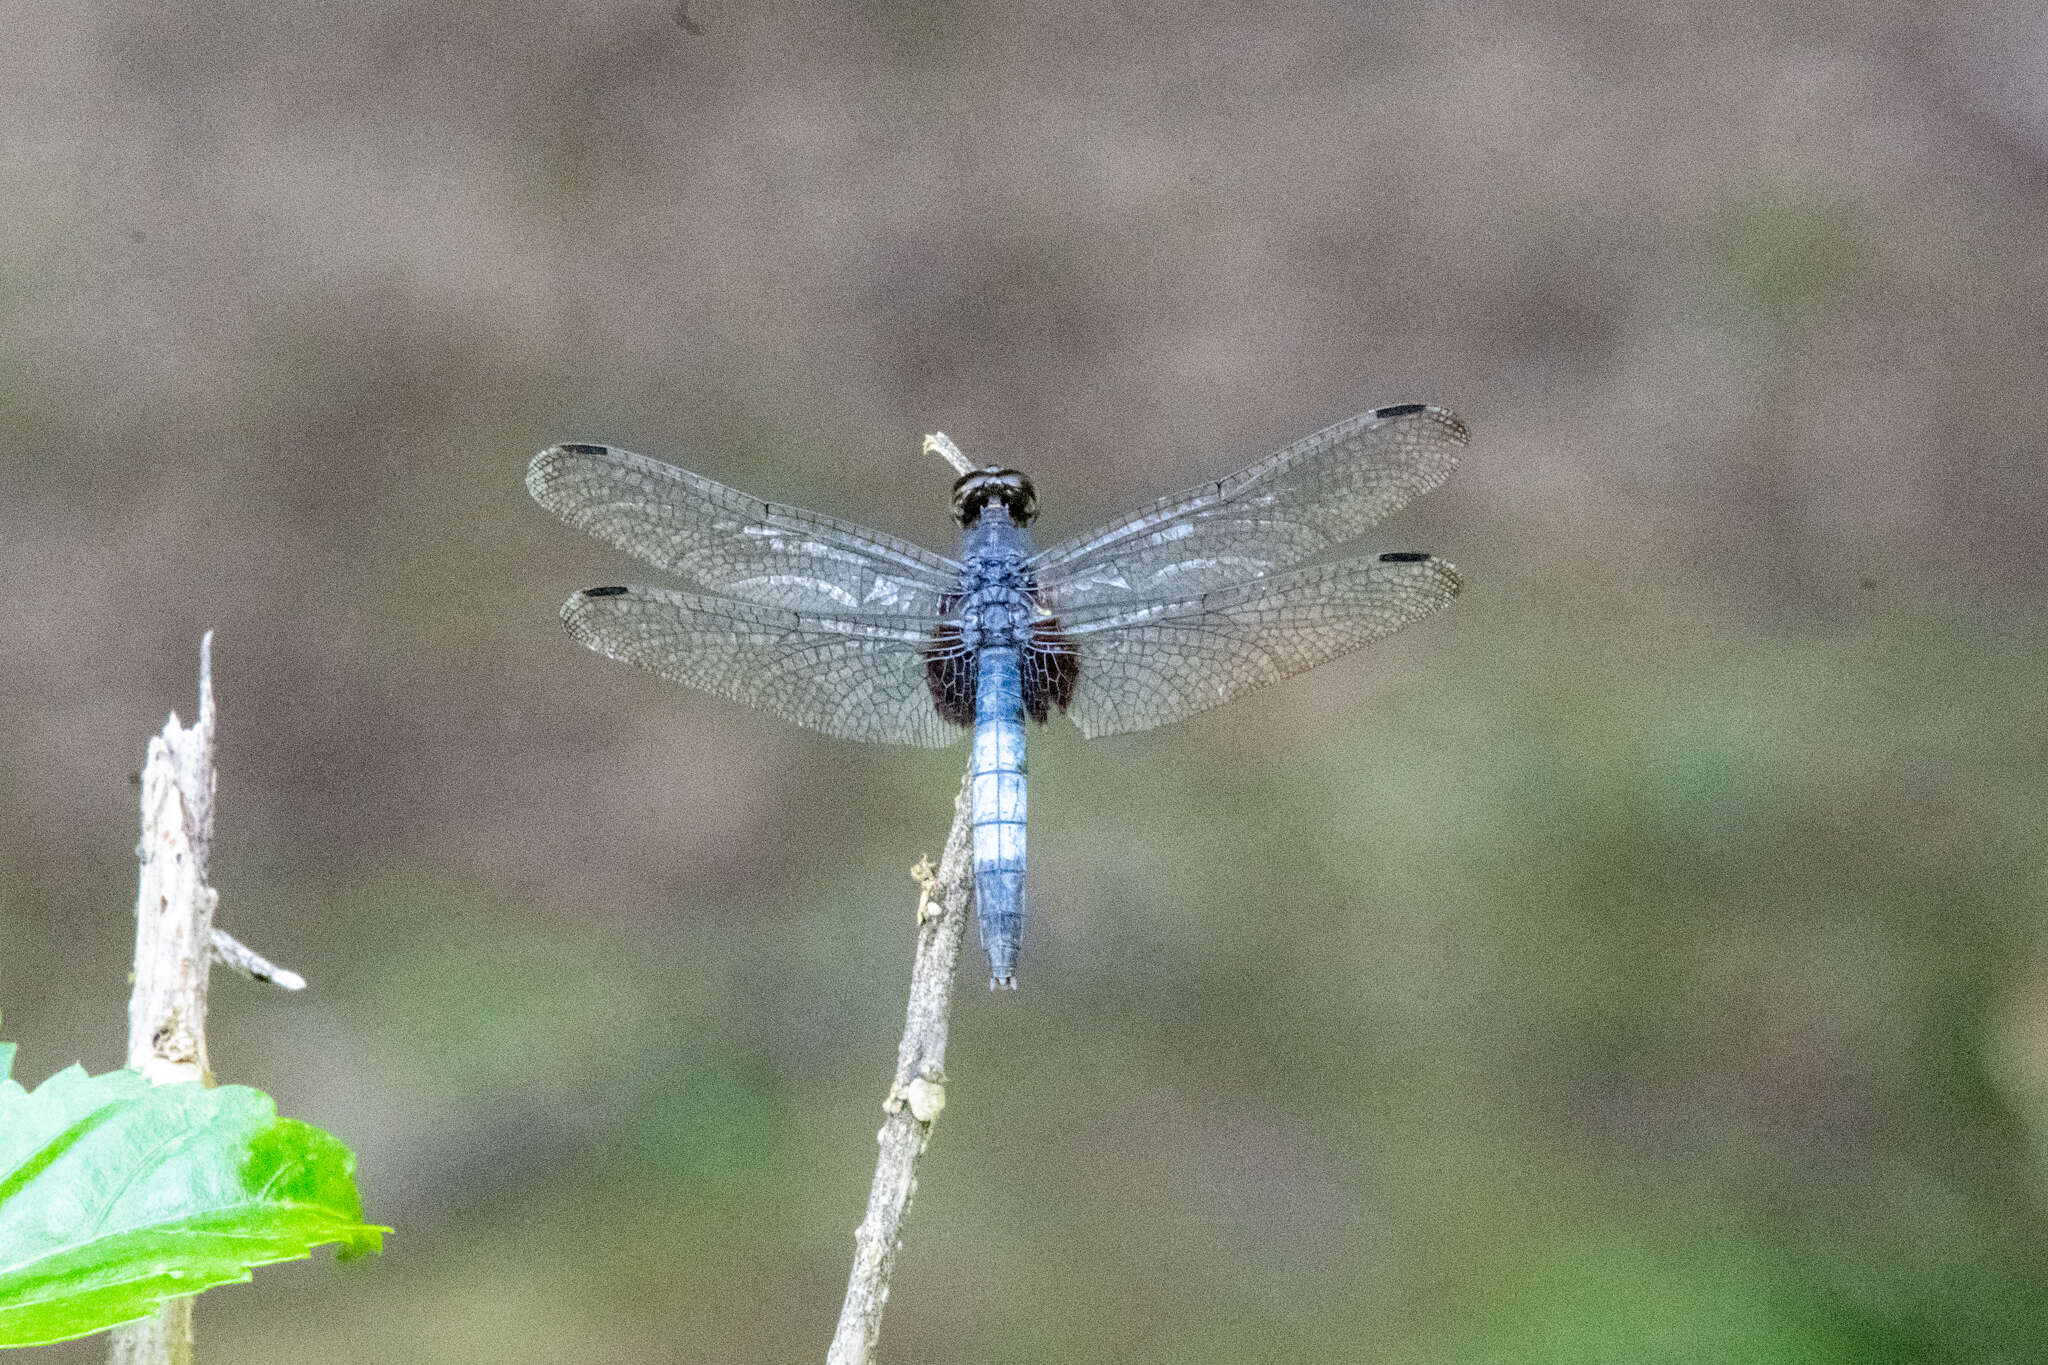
[6,1,2047,1361]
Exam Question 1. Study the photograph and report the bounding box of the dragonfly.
[527,402,1465,987]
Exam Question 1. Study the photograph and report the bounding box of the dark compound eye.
[1008,479,1037,524]
[952,468,1037,526]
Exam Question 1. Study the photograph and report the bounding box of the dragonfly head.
[951,467,1037,528]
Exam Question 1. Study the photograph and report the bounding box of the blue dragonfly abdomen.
[969,644,1026,987]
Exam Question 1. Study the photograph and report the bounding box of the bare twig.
[922,431,975,477]
[109,634,304,1364]
[122,632,221,1089]
[827,771,976,1365]
[210,927,306,991]
[108,633,226,1365]
[826,430,988,1361]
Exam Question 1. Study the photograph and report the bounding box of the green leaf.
[0,1048,386,1348]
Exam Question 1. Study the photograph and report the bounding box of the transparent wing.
[528,443,962,615]
[1054,553,1462,738]
[559,585,963,747]
[1031,405,1465,610]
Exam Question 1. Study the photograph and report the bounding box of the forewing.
[528,443,961,615]
[559,585,963,747]
[1056,553,1461,738]
[1032,404,1465,610]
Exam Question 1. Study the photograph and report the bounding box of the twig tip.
[923,432,975,477]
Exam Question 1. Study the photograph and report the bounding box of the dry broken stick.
[108,633,304,1365]
[122,632,225,1091]
[826,770,976,1365]
[121,634,306,1085]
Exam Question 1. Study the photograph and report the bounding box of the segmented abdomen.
[970,645,1027,987]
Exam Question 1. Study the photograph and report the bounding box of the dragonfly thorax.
[952,466,1037,528]
[950,558,1036,650]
